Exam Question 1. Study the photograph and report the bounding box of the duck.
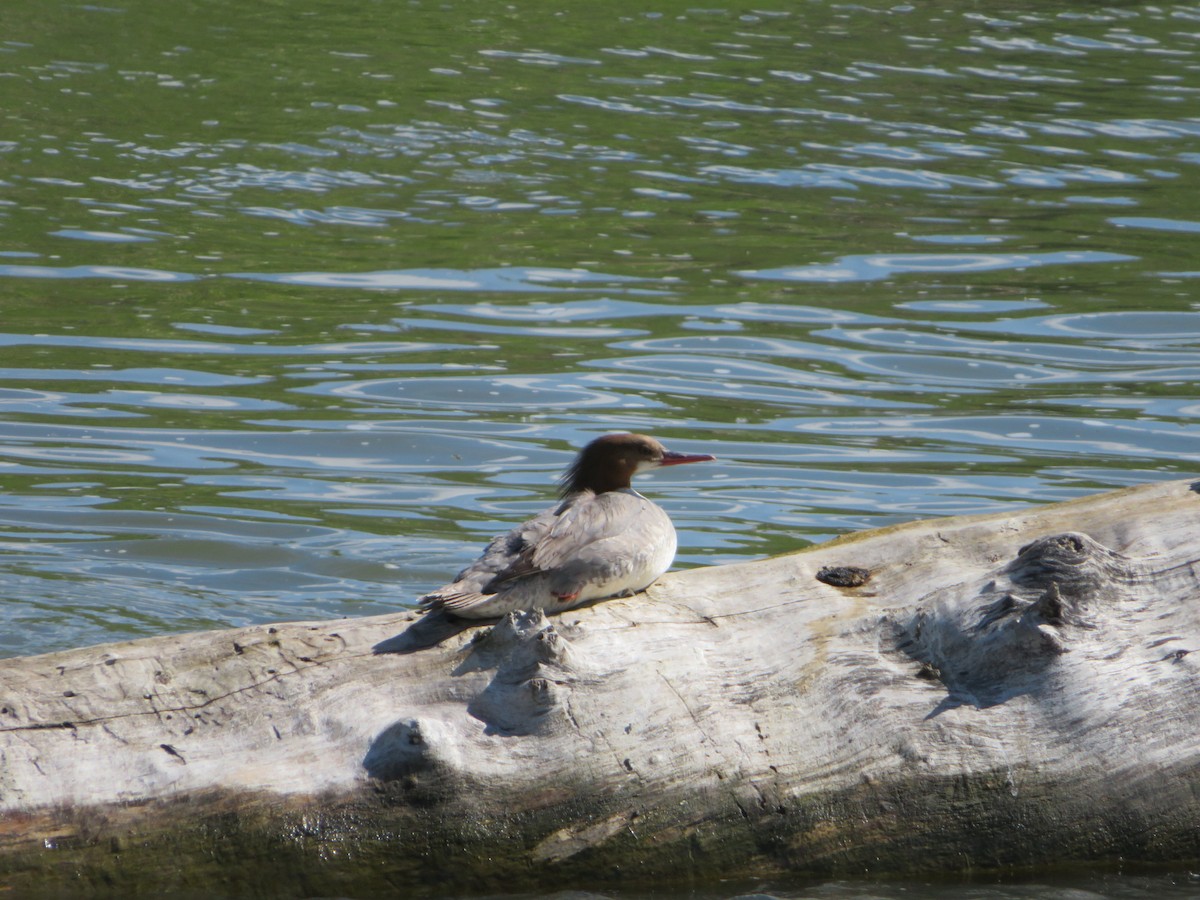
[418,433,714,618]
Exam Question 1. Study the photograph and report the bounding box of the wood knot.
[1034,582,1066,626]
[816,565,871,588]
[915,661,942,681]
[486,608,553,648]
[1008,531,1129,606]
[467,667,566,736]
[530,626,587,672]
[1017,532,1091,563]
[455,615,596,737]
[363,718,457,794]
[535,628,567,661]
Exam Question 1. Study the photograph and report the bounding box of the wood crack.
[0,656,331,735]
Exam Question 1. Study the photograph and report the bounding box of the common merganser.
[418,433,714,619]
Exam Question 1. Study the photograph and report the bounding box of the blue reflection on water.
[1111,216,1200,233]
[231,265,666,292]
[740,251,1135,283]
[0,264,198,282]
[0,263,669,293]
[50,229,156,243]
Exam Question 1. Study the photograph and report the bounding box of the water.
[3,1,1199,658]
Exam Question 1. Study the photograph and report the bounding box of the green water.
[3,0,1199,654]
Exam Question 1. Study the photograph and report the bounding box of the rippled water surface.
[2,0,1199,664]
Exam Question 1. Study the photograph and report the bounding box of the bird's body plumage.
[417,433,711,619]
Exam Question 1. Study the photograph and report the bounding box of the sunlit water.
[4,0,1200,895]
[3,1,1199,658]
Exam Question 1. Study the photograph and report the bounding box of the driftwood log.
[2,478,1200,895]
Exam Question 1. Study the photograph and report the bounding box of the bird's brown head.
[558,432,715,497]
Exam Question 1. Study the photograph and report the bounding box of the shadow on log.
[2,479,1200,896]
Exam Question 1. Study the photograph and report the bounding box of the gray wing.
[528,490,650,573]
[444,506,559,594]
[418,491,663,614]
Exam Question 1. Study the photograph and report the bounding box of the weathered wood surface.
[2,478,1200,895]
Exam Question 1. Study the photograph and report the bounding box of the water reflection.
[234,266,665,292]
[0,263,669,293]
[0,264,199,282]
[740,251,1135,283]
[308,374,664,410]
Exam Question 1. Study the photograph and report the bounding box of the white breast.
[573,491,678,601]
